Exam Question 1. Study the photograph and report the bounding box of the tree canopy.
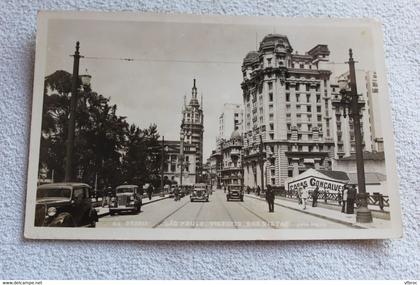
[39,70,162,189]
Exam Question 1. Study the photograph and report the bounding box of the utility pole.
[180,133,184,188]
[64,41,81,182]
[160,136,165,194]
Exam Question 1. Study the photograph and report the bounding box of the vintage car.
[35,183,98,227]
[226,184,244,201]
[190,183,209,202]
[109,184,142,215]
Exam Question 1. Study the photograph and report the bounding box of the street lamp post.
[64,41,91,182]
[160,136,168,196]
[179,133,184,189]
[333,49,372,223]
[64,42,81,182]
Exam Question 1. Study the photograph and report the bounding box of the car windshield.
[116,187,135,194]
[37,188,71,199]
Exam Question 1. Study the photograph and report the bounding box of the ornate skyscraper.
[181,79,204,181]
[241,34,335,189]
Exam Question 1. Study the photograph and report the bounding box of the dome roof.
[243,51,260,66]
[230,129,242,140]
[259,33,292,51]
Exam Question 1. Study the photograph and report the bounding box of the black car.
[35,183,98,227]
[109,184,142,215]
[190,183,209,202]
[226,184,244,201]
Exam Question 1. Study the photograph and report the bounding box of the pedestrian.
[337,190,342,206]
[257,185,261,196]
[324,189,328,203]
[297,187,302,205]
[301,187,309,210]
[341,186,348,213]
[346,185,356,214]
[174,186,180,201]
[312,186,319,207]
[144,183,153,200]
[247,186,251,194]
[102,186,112,207]
[266,185,275,212]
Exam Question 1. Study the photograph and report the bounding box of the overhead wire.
[83,55,241,64]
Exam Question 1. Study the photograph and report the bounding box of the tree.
[39,70,162,189]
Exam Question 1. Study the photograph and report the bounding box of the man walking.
[312,186,319,207]
[346,185,356,214]
[266,185,275,213]
[301,186,309,210]
[297,187,303,205]
[341,186,348,213]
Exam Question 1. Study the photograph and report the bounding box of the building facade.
[217,103,244,143]
[163,140,197,186]
[209,145,223,188]
[365,71,384,152]
[220,129,243,187]
[331,70,373,158]
[181,79,204,181]
[241,34,335,190]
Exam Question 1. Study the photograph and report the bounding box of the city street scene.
[25,12,402,240]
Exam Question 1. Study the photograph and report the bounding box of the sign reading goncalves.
[288,177,345,192]
[286,169,349,192]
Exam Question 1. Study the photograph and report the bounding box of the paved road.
[97,189,350,229]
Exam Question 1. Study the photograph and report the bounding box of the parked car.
[190,183,209,202]
[35,183,98,227]
[109,185,142,215]
[226,184,244,201]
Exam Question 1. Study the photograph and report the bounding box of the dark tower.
[181,79,204,182]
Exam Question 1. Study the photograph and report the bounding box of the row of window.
[286,82,321,92]
[286,104,322,112]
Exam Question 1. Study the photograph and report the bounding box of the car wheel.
[206,198,209,202]
[110,210,115,216]
[89,219,96,228]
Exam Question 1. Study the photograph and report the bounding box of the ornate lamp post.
[160,136,169,196]
[179,133,185,189]
[64,41,91,182]
[333,49,372,223]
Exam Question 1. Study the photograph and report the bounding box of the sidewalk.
[95,194,170,218]
[245,194,391,229]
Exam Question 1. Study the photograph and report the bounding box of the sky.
[45,16,377,159]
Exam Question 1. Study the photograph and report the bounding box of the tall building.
[221,129,244,187]
[331,70,383,158]
[181,79,204,181]
[365,71,384,152]
[217,103,244,143]
[241,34,335,189]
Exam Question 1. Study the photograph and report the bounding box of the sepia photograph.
[24,11,403,240]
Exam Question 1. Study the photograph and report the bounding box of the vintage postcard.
[24,11,402,240]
